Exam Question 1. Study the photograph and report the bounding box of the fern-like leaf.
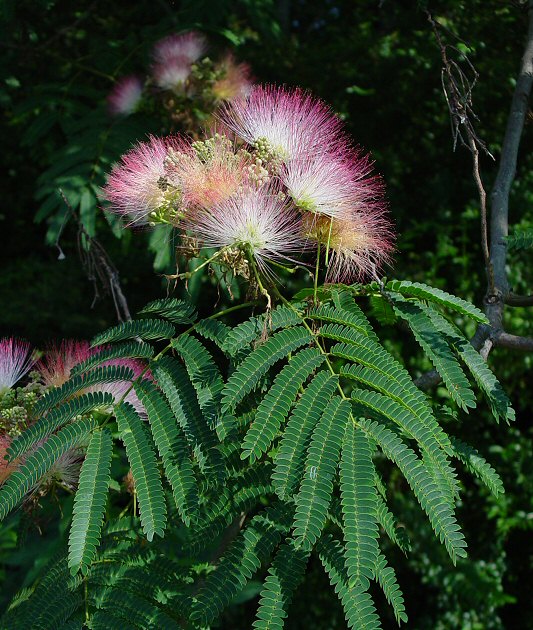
[152,356,223,479]
[422,305,514,422]
[68,429,113,575]
[389,295,476,410]
[317,534,381,630]
[138,297,197,324]
[222,326,312,412]
[194,318,230,348]
[385,280,488,323]
[91,318,175,346]
[375,494,411,555]
[0,418,97,521]
[292,396,349,551]
[34,364,135,417]
[374,553,407,624]
[340,424,380,589]
[242,347,325,462]
[115,402,167,541]
[7,392,114,461]
[134,380,198,525]
[359,419,467,564]
[191,504,293,626]
[172,334,224,432]
[449,436,504,497]
[273,372,338,500]
[222,305,303,356]
[70,342,154,376]
[253,539,310,629]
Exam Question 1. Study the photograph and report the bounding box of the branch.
[487,0,533,327]
[495,331,533,351]
[505,292,533,306]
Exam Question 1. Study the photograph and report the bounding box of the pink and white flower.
[186,185,306,273]
[0,338,35,393]
[107,75,143,116]
[102,135,181,225]
[152,31,208,65]
[152,56,192,90]
[218,85,346,162]
[281,150,381,219]
[304,210,394,283]
[167,134,249,210]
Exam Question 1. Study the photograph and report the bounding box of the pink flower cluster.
[107,31,252,116]
[103,84,394,282]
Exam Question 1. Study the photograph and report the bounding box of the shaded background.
[1,1,532,627]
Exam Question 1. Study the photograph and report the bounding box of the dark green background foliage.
[0,1,532,628]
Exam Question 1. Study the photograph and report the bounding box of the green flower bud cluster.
[252,137,284,173]
[0,372,46,437]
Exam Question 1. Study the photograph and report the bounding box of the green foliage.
[115,402,167,541]
[506,229,533,251]
[68,429,112,575]
[0,285,512,628]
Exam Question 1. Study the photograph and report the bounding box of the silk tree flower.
[152,31,208,65]
[166,134,250,211]
[186,185,306,274]
[152,56,192,91]
[218,85,346,162]
[107,75,143,116]
[281,150,381,219]
[304,211,394,283]
[0,338,35,394]
[38,339,95,388]
[212,54,253,102]
[102,136,182,225]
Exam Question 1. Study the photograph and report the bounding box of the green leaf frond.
[134,379,199,525]
[385,280,488,323]
[241,347,325,463]
[272,371,338,500]
[137,297,197,324]
[91,318,175,346]
[0,418,97,521]
[292,396,349,551]
[7,391,114,461]
[115,402,167,541]
[68,429,113,575]
[221,325,312,413]
[70,341,155,375]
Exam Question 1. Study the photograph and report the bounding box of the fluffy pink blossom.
[218,85,346,162]
[102,136,181,225]
[167,135,249,210]
[38,340,93,388]
[281,150,382,219]
[152,31,208,65]
[0,338,35,393]
[107,75,143,116]
[186,185,306,273]
[153,56,192,90]
[213,54,253,101]
[304,210,394,283]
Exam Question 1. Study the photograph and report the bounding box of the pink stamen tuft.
[186,185,306,273]
[107,75,143,116]
[217,84,347,162]
[102,135,181,225]
[152,56,192,90]
[0,338,36,392]
[152,31,208,65]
